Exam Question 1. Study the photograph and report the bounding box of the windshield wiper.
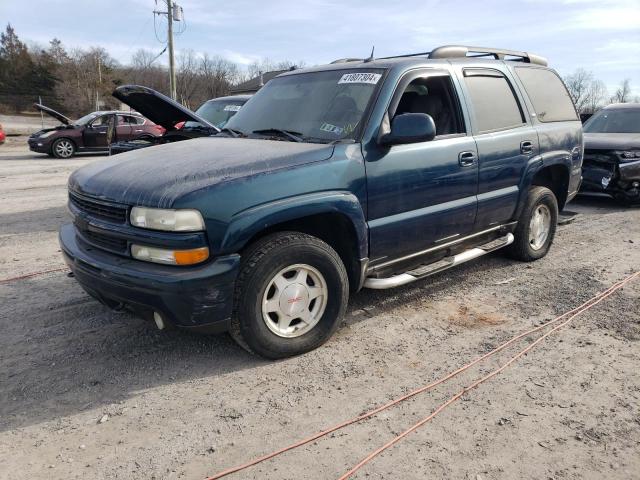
[252,128,304,143]
[218,127,246,138]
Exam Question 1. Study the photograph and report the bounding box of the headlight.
[130,207,205,232]
[39,131,56,138]
[619,151,640,161]
[131,245,209,265]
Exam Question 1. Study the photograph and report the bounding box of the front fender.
[221,191,368,259]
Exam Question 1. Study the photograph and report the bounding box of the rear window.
[463,70,525,133]
[515,67,578,122]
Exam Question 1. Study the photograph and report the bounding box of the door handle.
[458,151,477,167]
[520,140,534,155]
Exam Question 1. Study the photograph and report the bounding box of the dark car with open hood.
[581,103,640,205]
[28,104,163,158]
[109,85,250,154]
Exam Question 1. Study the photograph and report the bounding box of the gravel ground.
[0,138,639,480]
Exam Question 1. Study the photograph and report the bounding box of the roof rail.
[330,58,364,64]
[429,45,548,66]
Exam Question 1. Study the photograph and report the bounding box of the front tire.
[508,186,558,261]
[51,138,76,159]
[230,232,349,359]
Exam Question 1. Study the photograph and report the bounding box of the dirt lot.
[0,137,638,480]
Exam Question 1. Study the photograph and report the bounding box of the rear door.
[116,115,136,141]
[454,67,539,230]
[364,69,478,264]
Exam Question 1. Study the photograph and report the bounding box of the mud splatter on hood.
[69,137,335,208]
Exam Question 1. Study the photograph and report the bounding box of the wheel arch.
[516,156,571,217]
[222,191,368,291]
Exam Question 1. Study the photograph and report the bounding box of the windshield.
[184,99,247,129]
[75,113,100,126]
[224,69,385,142]
[584,108,640,134]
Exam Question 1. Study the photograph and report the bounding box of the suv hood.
[584,133,640,151]
[113,85,218,132]
[69,137,335,208]
[33,103,72,125]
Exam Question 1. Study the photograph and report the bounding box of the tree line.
[0,23,636,118]
[0,24,300,117]
[563,69,637,114]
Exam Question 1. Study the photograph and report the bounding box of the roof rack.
[429,45,547,66]
[333,45,547,67]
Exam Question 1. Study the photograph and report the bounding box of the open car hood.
[112,85,218,132]
[33,103,72,125]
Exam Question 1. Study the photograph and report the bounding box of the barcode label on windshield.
[338,73,382,85]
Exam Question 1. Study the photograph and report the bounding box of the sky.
[1,0,639,95]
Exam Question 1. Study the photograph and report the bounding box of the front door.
[364,70,478,265]
[83,114,111,149]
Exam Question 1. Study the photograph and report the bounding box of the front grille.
[70,192,128,223]
[82,229,128,254]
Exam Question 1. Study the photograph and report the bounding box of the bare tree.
[200,54,239,99]
[564,69,594,113]
[127,49,168,94]
[612,79,632,103]
[176,49,201,109]
[585,79,608,113]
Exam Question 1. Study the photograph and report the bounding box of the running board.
[363,233,514,290]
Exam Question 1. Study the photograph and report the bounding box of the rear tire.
[508,186,558,261]
[230,232,349,359]
[51,138,76,159]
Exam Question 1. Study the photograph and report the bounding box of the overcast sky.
[1,0,639,95]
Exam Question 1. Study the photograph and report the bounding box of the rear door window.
[515,67,578,122]
[463,69,525,133]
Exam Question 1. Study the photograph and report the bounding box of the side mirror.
[380,113,436,146]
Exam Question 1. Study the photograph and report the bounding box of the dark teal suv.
[60,45,583,358]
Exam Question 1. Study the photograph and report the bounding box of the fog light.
[131,244,209,265]
[153,312,165,330]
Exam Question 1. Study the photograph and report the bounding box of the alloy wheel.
[529,204,551,250]
[261,263,328,338]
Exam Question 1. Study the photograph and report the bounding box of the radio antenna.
[364,46,375,63]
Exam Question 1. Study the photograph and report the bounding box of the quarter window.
[515,67,578,122]
[463,70,525,133]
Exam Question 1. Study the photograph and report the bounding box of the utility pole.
[96,55,102,111]
[167,0,177,100]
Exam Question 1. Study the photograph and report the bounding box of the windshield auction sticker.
[224,104,242,112]
[338,73,382,85]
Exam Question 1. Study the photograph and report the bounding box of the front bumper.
[28,138,50,153]
[59,223,240,333]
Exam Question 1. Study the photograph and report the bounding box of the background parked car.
[0,122,5,144]
[581,103,640,205]
[27,104,163,158]
[109,85,250,154]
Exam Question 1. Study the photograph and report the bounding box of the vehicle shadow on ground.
[571,193,639,213]
[0,150,108,162]
[0,251,516,432]
[0,206,69,235]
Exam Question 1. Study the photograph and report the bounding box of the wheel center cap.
[279,283,308,316]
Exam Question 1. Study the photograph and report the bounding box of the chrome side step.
[363,233,514,290]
